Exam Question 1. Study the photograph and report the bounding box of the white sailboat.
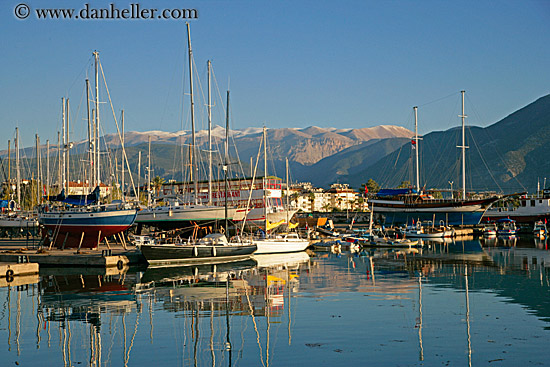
[251,146,309,254]
[135,25,238,233]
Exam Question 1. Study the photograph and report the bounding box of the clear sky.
[2,0,549,151]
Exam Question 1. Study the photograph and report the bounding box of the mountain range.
[2,93,549,194]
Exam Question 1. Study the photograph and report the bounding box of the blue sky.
[2,0,549,150]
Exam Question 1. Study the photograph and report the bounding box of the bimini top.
[497,218,516,223]
[376,188,418,197]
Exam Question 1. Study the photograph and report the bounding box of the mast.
[121,109,125,199]
[57,131,61,193]
[7,140,10,200]
[94,51,100,188]
[286,157,289,225]
[147,136,151,208]
[186,23,199,203]
[263,126,268,231]
[16,127,20,206]
[207,60,213,205]
[61,98,66,193]
[225,90,230,233]
[36,134,40,206]
[458,90,468,200]
[137,151,141,204]
[46,140,50,201]
[263,127,267,177]
[65,98,70,194]
[414,106,420,191]
[86,78,92,189]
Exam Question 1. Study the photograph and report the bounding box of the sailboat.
[39,52,137,249]
[0,129,39,236]
[250,148,310,254]
[369,92,501,226]
[138,90,258,264]
[135,25,238,233]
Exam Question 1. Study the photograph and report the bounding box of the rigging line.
[239,137,263,233]
[467,127,502,192]
[417,91,460,108]
[99,61,138,199]
[466,95,526,191]
[66,54,94,97]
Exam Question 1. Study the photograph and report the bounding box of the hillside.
[344,94,550,193]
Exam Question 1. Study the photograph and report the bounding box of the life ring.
[116,260,124,270]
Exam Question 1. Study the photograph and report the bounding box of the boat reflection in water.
[137,252,311,366]
[2,237,550,366]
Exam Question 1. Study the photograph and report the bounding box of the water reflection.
[0,237,549,366]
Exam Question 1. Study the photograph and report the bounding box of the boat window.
[531,200,535,207]
[521,201,526,207]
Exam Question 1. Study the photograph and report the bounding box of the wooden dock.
[0,241,146,268]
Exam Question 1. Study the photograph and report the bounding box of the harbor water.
[0,236,549,366]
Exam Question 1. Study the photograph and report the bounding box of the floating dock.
[0,241,146,268]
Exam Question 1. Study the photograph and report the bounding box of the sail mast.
[286,157,289,225]
[459,90,468,200]
[121,109,125,200]
[61,98,66,193]
[94,51,100,188]
[186,23,199,204]
[225,90,230,232]
[36,134,40,206]
[15,127,20,207]
[263,126,267,231]
[207,60,213,205]
[7,140,10,201]
[46,140,50,201]
[65,98,70,194]
[414,106,420,191]
[147,136,151,208]
[86,78,92,190]
[57,131,61,193]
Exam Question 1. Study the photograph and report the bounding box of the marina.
[1,2,549,366]
[0,236,549,366]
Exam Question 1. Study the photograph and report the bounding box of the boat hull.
[139,243,257,265]
[370,196,500,226]
[135,205,237,230]
[252,238,310,254]
[40,209,137,249]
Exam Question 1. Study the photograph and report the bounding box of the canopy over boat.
[47,186,100,206]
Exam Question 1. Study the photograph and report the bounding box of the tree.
[291,192,299,207]
[152,176,166,197]
[365,179,380,194]
[308,192,315,212]
[397,180,411,189]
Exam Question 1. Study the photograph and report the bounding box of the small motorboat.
[533,220,548,238]
[482,223,497,237]
[497,218,518,236]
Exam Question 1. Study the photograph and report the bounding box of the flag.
[411,139,416,149]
